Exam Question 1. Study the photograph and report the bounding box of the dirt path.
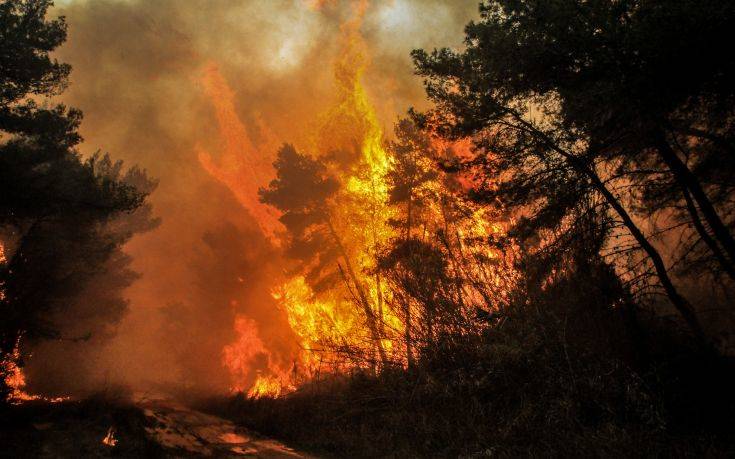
[137,397,311,458]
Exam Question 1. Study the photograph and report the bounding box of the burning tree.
[261,143,392,369]
[200,0,518,393]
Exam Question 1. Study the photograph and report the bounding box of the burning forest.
[2,0,735,457]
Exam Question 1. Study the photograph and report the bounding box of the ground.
[139,396,309,458]
[0,393,311,458]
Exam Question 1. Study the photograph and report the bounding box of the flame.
[210,0,411,395]
[206,0,515,397]
[222,315,293,396]
[102,427,118,447]
[275,276,360,370]
[277,0,403,371]
[196,63,283,240]
[2,336,37,403]
[0,246,36,404]
[247,374,284,398]
[0,241,5,301]
[2,336,69,404]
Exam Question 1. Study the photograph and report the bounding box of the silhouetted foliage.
[260,144,340,291]
[412,0,735,343]
[261,144,389,365]
[215,2,735,456]
[0,0,155,399]
[218,261,735,456]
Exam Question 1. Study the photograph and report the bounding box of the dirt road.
[137,397,310,458]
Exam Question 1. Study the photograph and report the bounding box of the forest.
[1,0,735,457]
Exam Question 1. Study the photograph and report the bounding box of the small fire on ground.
[102,427,118,447]
[2,336,69,405]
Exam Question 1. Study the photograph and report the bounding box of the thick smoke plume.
[26,0,477,396]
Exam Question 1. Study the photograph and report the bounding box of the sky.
[27,0,479,395]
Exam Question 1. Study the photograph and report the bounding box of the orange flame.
[207,0,515,397]
[247,374,285,398]
[208,0,406,395]
[2,336,69,404]
[102,427,118,447]
[197,63,283,239]
[275,0,404,372]
[222,315,293,396]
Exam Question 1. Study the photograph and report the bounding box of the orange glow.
[0,241,5,301]
[2,336,68,404]
[205,0,403,396]
[247,374,285,398]
[222,315,293,396]
[204,0,514,397]
[274,0,404,373]
[197,63,283,240]
[2,337,37,404]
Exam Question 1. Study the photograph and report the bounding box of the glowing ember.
[2,336,37,404]
[0,241,5,301]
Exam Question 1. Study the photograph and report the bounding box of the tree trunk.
[511,114,709,344]
[585,169,708,343]
[406,192,412,240]
[404,193,414,367]
[655,131,735,265]
[402,292,414,369]
[681,187,735,280]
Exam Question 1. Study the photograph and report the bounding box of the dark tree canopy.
[0,0,155,398]
[259,144,340,291]
[413,0,735,342]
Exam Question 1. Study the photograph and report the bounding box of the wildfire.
[0,244,33,403]
[0,241,5,301]
[202,0,398,396]
[1,336,37,404]
[247,374,284,398]
[276,0,404,371]
[275,276,359,369]
[204,0,515,398]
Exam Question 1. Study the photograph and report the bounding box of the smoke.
[25,0,477,396]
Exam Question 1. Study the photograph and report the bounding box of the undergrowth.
[211,300,735,458]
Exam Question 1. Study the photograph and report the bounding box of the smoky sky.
[30,0,477,395]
